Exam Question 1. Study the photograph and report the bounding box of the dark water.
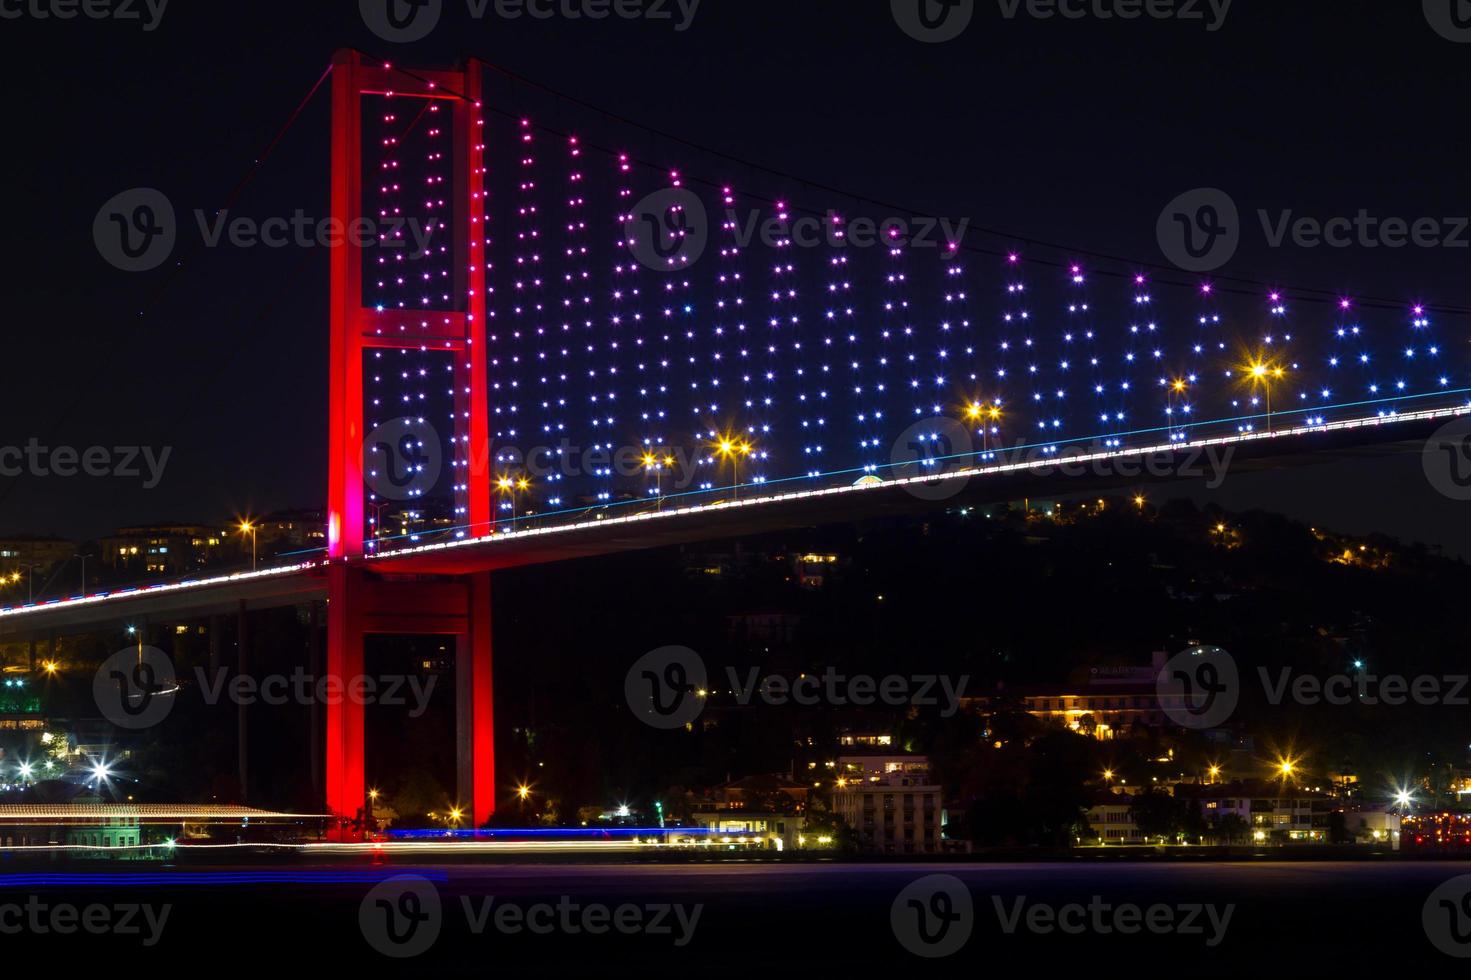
[0,858,1463,973]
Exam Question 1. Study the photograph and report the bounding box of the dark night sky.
[3,1,1471,553]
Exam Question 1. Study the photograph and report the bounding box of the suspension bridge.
[1,49,1465,827]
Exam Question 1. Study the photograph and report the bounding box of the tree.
[1128,789,1183,843]
[1209,812,1249,845]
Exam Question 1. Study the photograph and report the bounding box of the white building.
[832,754,942,854]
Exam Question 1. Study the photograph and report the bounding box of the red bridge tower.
[324,49,494,827]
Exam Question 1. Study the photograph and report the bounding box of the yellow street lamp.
[1244,360,1287,432]
[237,519,257,571]
[714,435,754,500]
[641,451,674,508]
[965,401,1003,452]
[496,474,531,525]
[1166,378,1188,438]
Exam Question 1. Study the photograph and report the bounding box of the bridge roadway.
[0,404,1458,639]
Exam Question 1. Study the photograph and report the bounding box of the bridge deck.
[0,405,1455,638]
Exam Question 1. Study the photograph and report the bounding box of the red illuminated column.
[328,48,365,560]
[456,571,495,824]
[325,564,366,821]
[454,59,492,537]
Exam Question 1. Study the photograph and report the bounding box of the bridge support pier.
[324,567,496,829]
[456,572,495,826]
[325,566,366,827]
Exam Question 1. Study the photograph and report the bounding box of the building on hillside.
[1179,782,1336,842]
[962,652,1175,740]
[1340,803,1402,847]
[832,753,943,854]
[0,537,75,581]
[1085,782,1376,846]
[251,510,327,558]
[685,774,810,850]
[100,524,233,577]
[1088,794,1147,844]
